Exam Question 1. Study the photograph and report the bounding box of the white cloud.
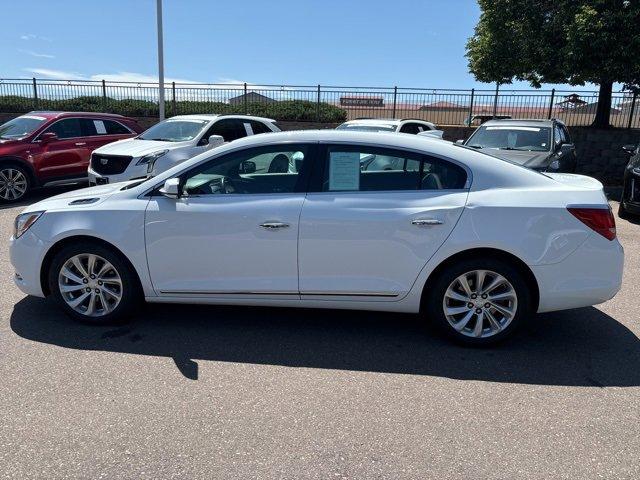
[24,68,251,87]
[21,69,268,102]
[24,68,84,79]
[20,34,52,42]
[90,71,204,85]
[19,49,55,59]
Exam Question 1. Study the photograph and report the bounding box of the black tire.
[0,163,31,203]
[424,257,532,346]
[48,241,141,325]
[618,201,630,220]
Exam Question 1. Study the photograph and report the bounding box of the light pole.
[156,0,165,120]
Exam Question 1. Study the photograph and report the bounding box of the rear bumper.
[532,233,624,313]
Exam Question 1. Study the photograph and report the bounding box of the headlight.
[136,150,169,172]
[14,211,44,239]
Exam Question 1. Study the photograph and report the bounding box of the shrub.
[0,95,347,123]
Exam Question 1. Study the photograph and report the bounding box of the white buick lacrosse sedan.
[10,130,623,345]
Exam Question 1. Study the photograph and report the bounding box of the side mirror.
[159,177,181,199]
[455,139,465,145]
[207,135,225,148]
[39,132,58,143]
[558,143,574,155]
[239,160,256,174]
[622,144,637,155]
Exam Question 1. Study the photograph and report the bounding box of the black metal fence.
[1,78,638,128]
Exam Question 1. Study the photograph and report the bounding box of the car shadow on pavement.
[10,296,640,386]
[0,183,86,210]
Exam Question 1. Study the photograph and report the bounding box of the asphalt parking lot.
[1,187,639,480]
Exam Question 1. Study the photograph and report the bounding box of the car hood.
[480,148,551,167]
[22,181,139,214]
[93,138,188,157]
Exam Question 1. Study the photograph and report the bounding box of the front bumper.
[10,230,51,297]
[88,164,148,186]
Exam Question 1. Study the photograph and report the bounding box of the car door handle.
[411,218,443,226]
[74,142,87,146]
[260,222,290,229]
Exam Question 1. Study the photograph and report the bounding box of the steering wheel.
[218,175,252,194]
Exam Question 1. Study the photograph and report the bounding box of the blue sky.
[2,0,600,92]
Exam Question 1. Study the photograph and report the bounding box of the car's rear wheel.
[0,164,30,203]
[48,242,140,324]
[425,257,532,346]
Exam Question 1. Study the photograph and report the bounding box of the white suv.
[337,118,443,138]
[88,114,280,184]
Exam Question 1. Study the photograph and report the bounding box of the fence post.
[547,88,555,119]
[172,82,177,116]
[468,88,475,125]
[243,82,248,115]
[316,84,321,122]
[492,82,499,118]
[32,77,38,109]
[102,79,107,110]
[627,91,637,129]
[392,86,398,118]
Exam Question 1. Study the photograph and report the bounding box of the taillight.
[567,206,616,241]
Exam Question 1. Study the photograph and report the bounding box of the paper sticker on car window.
[93,120,107,134]
[329,151,360,191]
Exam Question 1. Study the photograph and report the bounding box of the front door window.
[182,145,311,196]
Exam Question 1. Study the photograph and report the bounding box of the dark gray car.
[458,119,577,173]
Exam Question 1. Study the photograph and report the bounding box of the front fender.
[29,199,155,297]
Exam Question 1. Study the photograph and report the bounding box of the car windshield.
[138,119,208,142]
[0,115,47,139]
[336,124,397,132]
[467,126,551,152]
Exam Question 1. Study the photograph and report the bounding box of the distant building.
[228,92,275,105]
[565,102,621,115]
[340,96,384,107]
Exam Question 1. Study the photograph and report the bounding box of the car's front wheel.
[425,257,532,346]
[48,242,141,324]
[0,164,30,203]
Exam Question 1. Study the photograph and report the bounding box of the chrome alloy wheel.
[442,270,518,338]
[0,168,28,201]
[58,253,123,317]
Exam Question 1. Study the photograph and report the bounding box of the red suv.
[0,111,143,203]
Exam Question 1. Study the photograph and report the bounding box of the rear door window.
[399,123,421,134]
[208,119,248,142]
[320,145,467,192]
[250,120,272,134]
[104,120,131,135]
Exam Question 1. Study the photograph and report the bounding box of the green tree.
[467,0,640,127]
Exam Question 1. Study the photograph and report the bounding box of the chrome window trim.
[32,117,135,142]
